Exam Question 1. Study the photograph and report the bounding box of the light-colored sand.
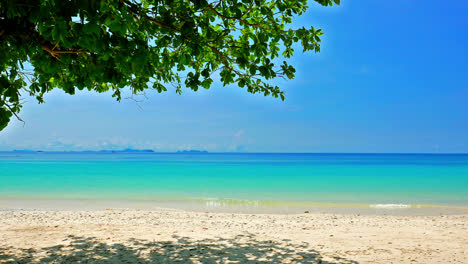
[0,208,466,264]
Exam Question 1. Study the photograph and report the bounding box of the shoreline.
[1,198,468,216]
[1,208,467,263]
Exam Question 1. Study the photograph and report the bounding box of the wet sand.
[0,208,467,263]
[1,198,467,215]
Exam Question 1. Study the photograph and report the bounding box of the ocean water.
[1,152,467,213]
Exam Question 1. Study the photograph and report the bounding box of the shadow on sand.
[0,234,358,263]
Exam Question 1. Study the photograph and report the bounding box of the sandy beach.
[0,208,466,264]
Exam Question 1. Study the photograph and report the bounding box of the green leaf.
[0,107,12,131]
[0,0,337,130]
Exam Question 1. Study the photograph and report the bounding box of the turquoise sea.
[1,152,467,213]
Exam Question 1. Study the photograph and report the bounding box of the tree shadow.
[0,234,358,263]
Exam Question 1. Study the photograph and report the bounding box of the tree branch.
[4,102,25,125]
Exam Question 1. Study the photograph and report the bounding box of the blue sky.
[1,0,467,153]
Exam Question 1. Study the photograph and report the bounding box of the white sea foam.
[204,198,261,208]
[370,204,412,209]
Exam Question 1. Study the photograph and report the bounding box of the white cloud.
[234,129,245,139]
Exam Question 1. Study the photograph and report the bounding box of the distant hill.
[98,149,155,153]
[10,149,155,153]
[12,149,36,153]
[8,149,214,153]
[176,150,208,154]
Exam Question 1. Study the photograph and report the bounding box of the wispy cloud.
[234,130,245,139]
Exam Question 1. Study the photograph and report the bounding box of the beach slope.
[0,209,466,263]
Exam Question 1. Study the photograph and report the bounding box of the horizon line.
[2,150,468,155]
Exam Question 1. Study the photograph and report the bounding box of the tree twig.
[4,102,25,125]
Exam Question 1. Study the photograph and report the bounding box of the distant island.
[176,150,208,154]
[10,149,212,153]
[12,149,155,153]
[95,149,155,153]
[12,149,36,152]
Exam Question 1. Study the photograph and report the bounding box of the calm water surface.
[1,152,467,212]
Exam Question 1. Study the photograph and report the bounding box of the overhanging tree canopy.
[0,0,340,131]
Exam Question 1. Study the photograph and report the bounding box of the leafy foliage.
[0,0,339,130]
